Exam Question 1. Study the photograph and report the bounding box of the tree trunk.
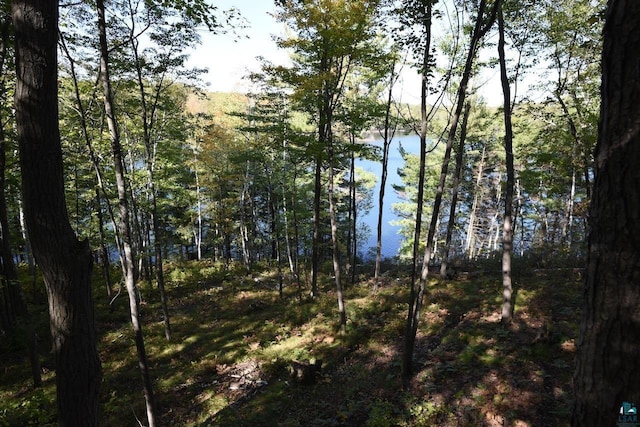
[95,187,113,300]
[0,77,42,390]
[193,147,203,260]
[97,0,158,424]
[310,151,322,298]
[497,3,515,323]
[374,63,398,290]
[17,197,36,302]
[130,32,172,340]
[402,0,498,380]
[401,0,433,381]
[310,45,331,299]
[0,12,42,388]
[267,175,284,298]
[440,102,471,280]
[572,1,640,424]
[465,144,485,259]
[282,151,296,278]
[12,0,101,422]
[328,134,346,333]
[348,146,357,286]
[291,166,303,300]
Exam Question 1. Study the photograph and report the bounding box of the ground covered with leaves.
[1,260,582,426]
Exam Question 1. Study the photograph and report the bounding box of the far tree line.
[1,0,638,426]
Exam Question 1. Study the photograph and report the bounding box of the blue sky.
[188,0,289,92]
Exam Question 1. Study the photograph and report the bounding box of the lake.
[356,133,420,259]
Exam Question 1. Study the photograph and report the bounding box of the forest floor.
[0,259,583,426]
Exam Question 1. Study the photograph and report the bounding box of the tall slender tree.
[439,102,471,279]
[400,0,435,381]
[12,0,101,423]
[373,61,399,289]
[497,0,515,323]
[402,0,499,380]
[97,0,157,423]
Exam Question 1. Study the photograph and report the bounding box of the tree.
[373,59,400,289]
[572,1,640,424]
[439,102,471,279]
[398,0,436,381]
[516,0,601,253]
[274,0,383,331]
[0,8,41,388]
[402,0,499,380]
[96,0,157,423]
[497,0,515,323]
[12,0,101,424]
[122,0,209,341]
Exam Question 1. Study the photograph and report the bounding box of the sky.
[188,0,429,100]
[188,0,289,93]
[188,1,514,105]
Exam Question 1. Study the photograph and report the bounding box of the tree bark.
[0,12,42,388]
[310,129,324,298]
[374,63,397,290]
[12,0,101,423]
[572,1,640,424]
[95,187,113,300]
[440,102,471,280]
[402,0,433,381]
[0,72,42,389]
[347,141,359,287]
[97,0,158,424]
[328,132,346,333]
[497,2,515,323]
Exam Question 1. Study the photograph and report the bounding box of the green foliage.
[407,400,447,425]
[0,0,611,425]
[391,141,443,259]
[0,389,55,427]
[366,398,397,427]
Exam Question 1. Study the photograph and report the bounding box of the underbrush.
[0,260,582,426]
